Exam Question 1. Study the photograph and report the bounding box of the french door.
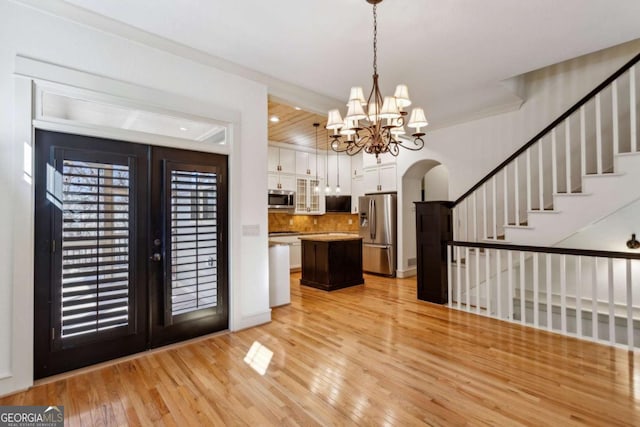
[34,130,228,378]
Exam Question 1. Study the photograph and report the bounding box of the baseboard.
[232,310,272,332]
[396,267,417,278]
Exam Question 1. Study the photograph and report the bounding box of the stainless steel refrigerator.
[358,193,397,277]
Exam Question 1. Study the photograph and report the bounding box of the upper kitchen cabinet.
[295,177,325,214]
[326,152,351,195]
[351,175,364,213]
[268,172,296,192]
[295,151,325,178]
[268,146,296,174]
[350,152,363,178]
[362,150,395,168]
[363,163,397,193]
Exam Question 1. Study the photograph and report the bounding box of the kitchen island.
[299,235,364,291]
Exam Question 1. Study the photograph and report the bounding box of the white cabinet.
[351,175,364,213]
[362,150,395,169]
[268,244,290,306]
[326,152,351,195]
[269,236,301,271]
[268,173,279,190]
[295,177,325,214]
[279,148,296,174]
[268,146,279,173]
[289,240,301,270]
[268,147,296,190]
[268,146,296,174]
[295,151,311,176]
[363,164,397,193]
[350,152,363,178]
[295,151,325,178]
[268,173,296,192]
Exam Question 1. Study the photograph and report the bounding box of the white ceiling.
[58,0,640,127]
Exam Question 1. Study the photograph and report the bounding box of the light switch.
[313,218,317,225]
[348,219,353,225]
[289,219,294,225]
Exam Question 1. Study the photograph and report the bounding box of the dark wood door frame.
[34,130,229,379]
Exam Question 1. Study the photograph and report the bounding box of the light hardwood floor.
[2,273,640,426]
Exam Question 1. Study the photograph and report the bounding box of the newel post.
[414,201,453,304]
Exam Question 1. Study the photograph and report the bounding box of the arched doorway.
[397,159,449,278]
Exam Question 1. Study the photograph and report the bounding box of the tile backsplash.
[269,212,359,233]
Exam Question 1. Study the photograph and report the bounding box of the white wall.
[557,196,640,252]
[398,159,442,277]
[395,39,640,274]
[423,165,450,201]
[0,1,270,396]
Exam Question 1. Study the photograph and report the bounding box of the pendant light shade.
[393,84,411,108]
[348,86,367,105]
[379,96,400,120]
[408,107,428,133]
[327,109,344,130]
[346,100,367,121]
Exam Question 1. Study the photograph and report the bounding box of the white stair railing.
[452,54,640,243]
[447,241,640,350]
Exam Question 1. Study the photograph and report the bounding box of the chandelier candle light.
[327,0,428,158]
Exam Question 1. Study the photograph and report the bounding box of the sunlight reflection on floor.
[243,341,273,375]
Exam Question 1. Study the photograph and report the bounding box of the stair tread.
[504,224,533,229]
[583,172,624,178]
[615,151,640,157]
[553,192,591,197]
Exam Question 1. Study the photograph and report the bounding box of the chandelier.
[326,0,428,158]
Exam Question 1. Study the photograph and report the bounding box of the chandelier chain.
[373,4,377,75]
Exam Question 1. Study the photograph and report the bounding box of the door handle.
[370,199,376,241]
[150,253,162,262]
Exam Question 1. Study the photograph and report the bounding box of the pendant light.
[325,135,331,193]
[335,148,341,193]
[314,123,320,192]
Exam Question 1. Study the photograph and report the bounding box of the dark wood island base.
[299,235,364,291]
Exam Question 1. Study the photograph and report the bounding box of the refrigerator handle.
[370,198,376,241]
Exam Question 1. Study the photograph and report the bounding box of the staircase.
[506,152,640,246]
[445,52,640,351]
[453,52,640,247]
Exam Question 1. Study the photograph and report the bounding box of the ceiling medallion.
[326,0,428,158]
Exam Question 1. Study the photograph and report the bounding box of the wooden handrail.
[448,240,640,260]
[453,51,640,207]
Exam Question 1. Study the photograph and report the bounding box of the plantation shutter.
[169,170,219,319]
[59,159,133,341]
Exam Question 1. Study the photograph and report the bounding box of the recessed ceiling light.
[269,116,280,123]
[179,126,188,131]
[294,106,302,111]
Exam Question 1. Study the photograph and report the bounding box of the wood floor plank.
[2,272,640,425]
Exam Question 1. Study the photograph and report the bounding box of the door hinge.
[51,327,55,341]
[51,239,56,253]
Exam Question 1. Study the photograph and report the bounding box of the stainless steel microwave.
[268,189,295,210]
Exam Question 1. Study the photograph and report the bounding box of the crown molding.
[11,0,342,113]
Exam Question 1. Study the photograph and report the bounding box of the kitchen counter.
[300,236,364,291]
[298,235,361,242]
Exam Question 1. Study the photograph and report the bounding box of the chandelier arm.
[400,137,425,151]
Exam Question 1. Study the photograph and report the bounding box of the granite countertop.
[298,235,362,242]
[269,231,359,237]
